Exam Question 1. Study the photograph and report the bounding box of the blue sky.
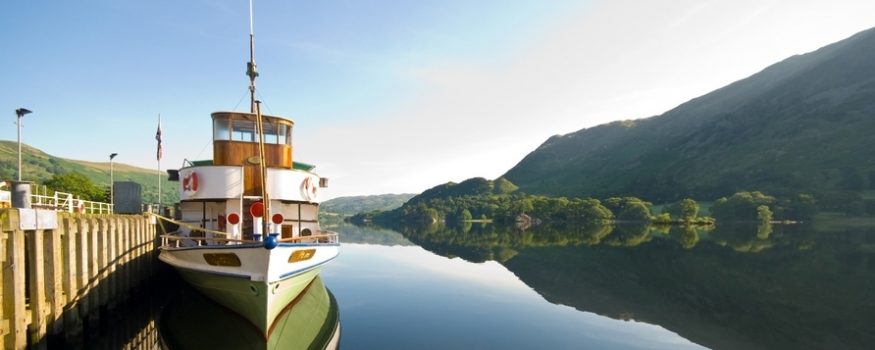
[2,1,875,198]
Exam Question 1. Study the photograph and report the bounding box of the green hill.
[320,193,416,216]
[0,140,177,204]
[503,27,875,202]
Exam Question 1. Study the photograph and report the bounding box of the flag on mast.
[156,114,163,211]
[156,118,163,161]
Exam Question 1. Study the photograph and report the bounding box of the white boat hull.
[159,243,339,335]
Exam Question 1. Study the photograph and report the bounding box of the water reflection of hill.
[379,222,875,350]
[328,223,413,246]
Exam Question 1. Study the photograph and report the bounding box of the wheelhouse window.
[213,118,231,140]
[213,114,292,145]
[231,120,256,142]
[262,122,280,144]
[262,121,292,145]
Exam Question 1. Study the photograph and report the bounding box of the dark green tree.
[492,177,519,194]
[618,201,652,222]
[679,198,699,222]
[712,191,775,221]
[459,208,473,222]
[43,171,107,202]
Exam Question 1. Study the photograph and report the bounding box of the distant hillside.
[0,140,177,204]
[406,177,518,205]
[503,27,875,202]
[320,193,416,216]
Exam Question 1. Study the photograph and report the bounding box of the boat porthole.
[249,284,259,296]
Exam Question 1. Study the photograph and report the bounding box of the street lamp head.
[15,108,32,117]
[110,153,118,160]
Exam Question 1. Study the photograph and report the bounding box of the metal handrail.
[160,231,338,248]
[29,190,113,214]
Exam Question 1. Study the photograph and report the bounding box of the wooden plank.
[131,217,140,288]
[0,215,7,350]
[131,217,141,288]
[61,215,83,345]
[27,228,48,350]
[44,226,64,335]
[117,216,126,299]
[86,218,100,319]
[142,217,150,280]
[114,217,123,296]
[143,218,157,279]
[138,217,147,282]
[3,226,27,350]
[96,218,109,311]
[106,217,117,307]
[61,214,77,306]
[76,218,91,318]
[121,217,131,294]
[133,217,141,288]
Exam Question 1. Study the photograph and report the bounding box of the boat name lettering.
[289,249,316,263]
[203,253,242,266]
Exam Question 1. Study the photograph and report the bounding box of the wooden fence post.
[131,218,141,289]
[61,214,83,344]
[45,225,64,335]
[96,217,109,313]
[0,213,5,350]
[121,217,131,295]
[2,210,28,350]
[86,217,100,322]
[75,217,90,320]
[27,227,48,350]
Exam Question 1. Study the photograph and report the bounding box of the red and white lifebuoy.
[182,171,199,196]
[301,176,319,201]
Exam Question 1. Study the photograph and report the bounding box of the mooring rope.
[146,212,229,236]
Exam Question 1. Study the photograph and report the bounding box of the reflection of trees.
[757,222,773,240]
[679,226,700,249]
[334,223,414,246]
[603,224,652,247]
[390,222,620,263]
[375,218,807,262]
[581,224,614,245]
[504,226,875,350]
[386,220,796,261]
[711,223,774,253]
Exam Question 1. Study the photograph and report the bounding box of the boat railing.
[151,212,339,248]
[159,231,338,248]
[280,231,339,244]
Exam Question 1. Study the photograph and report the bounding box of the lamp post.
[109,153,118,213]
[15,108,32,181]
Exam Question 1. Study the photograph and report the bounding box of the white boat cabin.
[172,111,326,242]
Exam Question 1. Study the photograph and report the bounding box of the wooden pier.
[0,209,159,350]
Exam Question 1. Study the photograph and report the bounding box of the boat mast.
[247,0,258,113]
[247,0,270,236]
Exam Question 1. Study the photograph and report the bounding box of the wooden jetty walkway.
[1,209,159,350]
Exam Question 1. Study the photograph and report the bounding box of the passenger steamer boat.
[156,1,339,338]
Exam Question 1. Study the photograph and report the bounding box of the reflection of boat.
[156,1,338,337]
[159,275,340,349]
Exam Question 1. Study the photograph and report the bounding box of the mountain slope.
[503,27,875,201]
[0,140,178,203]
[320,193,416,216]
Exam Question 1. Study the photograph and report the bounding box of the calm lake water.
[84,221,874,349]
